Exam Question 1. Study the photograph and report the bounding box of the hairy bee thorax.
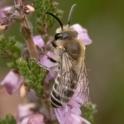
[54,25,86,67]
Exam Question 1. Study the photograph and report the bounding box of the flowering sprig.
[0,3,34,32]
[0,0,63,123]
[0,0,95,124]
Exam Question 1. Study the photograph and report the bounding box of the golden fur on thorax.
[55,25,86,72]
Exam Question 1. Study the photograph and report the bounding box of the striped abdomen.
[50,73,77,108]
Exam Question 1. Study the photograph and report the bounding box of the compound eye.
[62,32,70,39]
[54,33,63,40]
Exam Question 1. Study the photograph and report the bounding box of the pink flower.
[32,35,58,82]
[0,6,11,31]
[39,51,58,69]
[27,114,45,124]
[71,24,92,45]
[55,108,90,124]
[33,35,58,82]
[39,49,59,82]
[17,103,45,124]
[0,70,23,94]
[33,35,45,49]
[0,4,35,31]
[32,33,58,73]
[0,10,7,24]
[54,85,90,124]
[0,6,13,25]
[1,6,12,14]
[17,103,35,121]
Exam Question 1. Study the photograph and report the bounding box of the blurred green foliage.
[0,115,16,124]
[16,58,46,97]
[0,35,21,59]
[0,35,22,68]
[33,0,63,36]
[83,102,97,124]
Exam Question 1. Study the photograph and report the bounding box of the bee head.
[46,4,77,47]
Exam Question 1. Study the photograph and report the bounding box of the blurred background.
[0,0,124,124]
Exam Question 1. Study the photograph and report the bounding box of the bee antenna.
[46,12,63,31]
[67,4,76,26]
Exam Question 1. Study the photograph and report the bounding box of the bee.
[47,4,89,108]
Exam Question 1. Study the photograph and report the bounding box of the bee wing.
[76,63,89,103]
[58,52,78,101]
[58,50,89,105]
[60,52,89,102]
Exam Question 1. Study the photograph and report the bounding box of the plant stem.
[17,0,39,59]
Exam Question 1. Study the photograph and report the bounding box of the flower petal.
[44,67,57,83]
[28,113,45,124]
[71,114,91,124]
[39,52,58,69]
[0,70,23,94]
[55,108,90,124]
[17,103,45,124]
[39,51,58,82]
[0,10,9,25]
[0,6,13,25]
[1,6,12,13]
[33,35,45,48]
[71,24,92,45]
[18,117,29,124]
[17,103,35,119]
